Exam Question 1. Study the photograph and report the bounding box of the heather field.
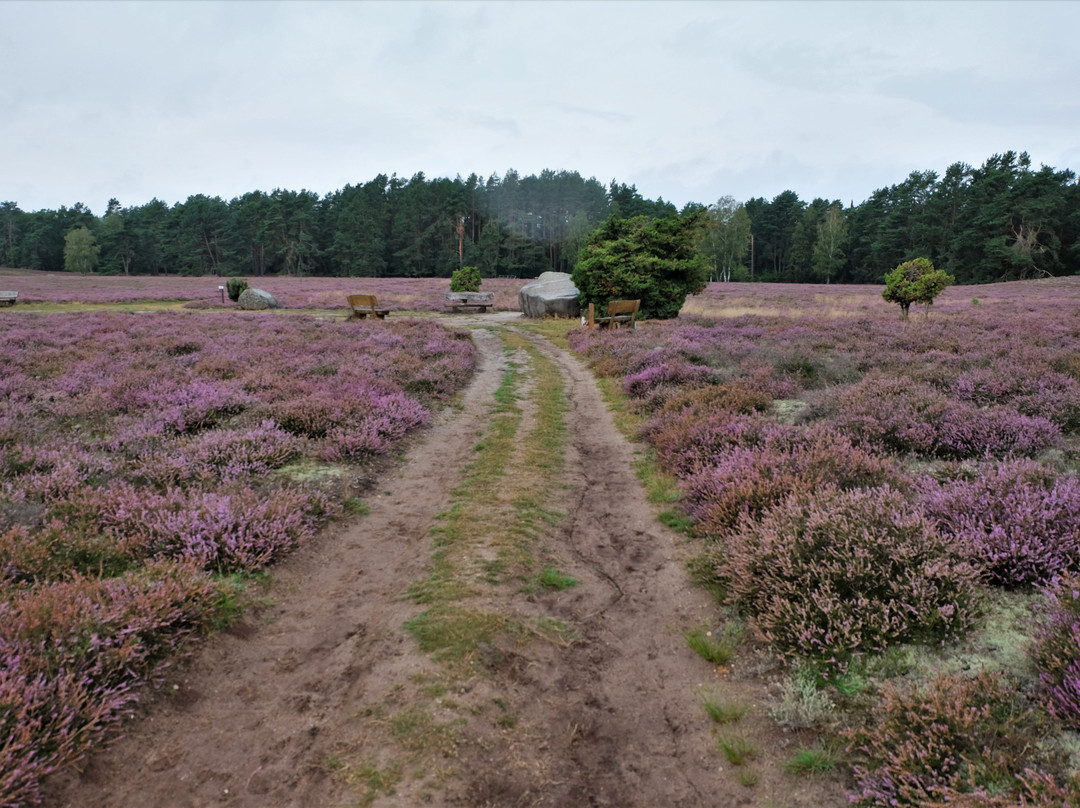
[0,268,527,312]
[0,308,475,805]
[569,276,1080,805]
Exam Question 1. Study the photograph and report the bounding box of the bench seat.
[347,294,390,320]
[586,299,640,329]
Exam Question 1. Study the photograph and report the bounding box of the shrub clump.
[449,265,482,293]
[134,421,301,488]
[571,213,709,320]
[622,356,715,401]
[717,486,980,677]
[820,373,1060,459]
[225,276,249,302]
[1031,574,1080,730]
[846,671,1037,807]
[682,423,897,535]
[917,460,1080,587]
[0,561,219,806]
[93,482,335,572]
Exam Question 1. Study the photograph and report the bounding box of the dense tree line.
[729,151,1080,285]
[2,151,1077,285]
[0,171,674,280]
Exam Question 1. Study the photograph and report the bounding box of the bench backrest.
[607,299,640,317]
[348,294,378,311]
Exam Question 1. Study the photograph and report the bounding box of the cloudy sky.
[3,0,1079,215]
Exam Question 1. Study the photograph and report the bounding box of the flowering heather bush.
[917,460,1080,587]
[818,373,1060,458]
[846,671,1036,807]
[644,411,770,478]
[622,352,716,400]
[936,405,1061,459]
[92,481,334,572]
[657,381,775,419]
[132,421,301,487]
[566,326,656,380]
[640,384,774,475]
[919,771,1080,808]
[6,561,219,685]
[1031,575,1080,730]
[955,366,1080,431]
[718,486,979,675]
[115,377,253,435]
[569,315,835,400]
[1,444,115,503]
[0,560,218,806]
[0,521,131,584]
[681,423,897,535]
[0,639,122,807]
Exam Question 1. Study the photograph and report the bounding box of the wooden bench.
[445,291,494,313]
[586,299,640,330]
[0,291,17,307]
[347,294,390,320]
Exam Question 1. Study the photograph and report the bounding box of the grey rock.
[518,272,581,319]
[237,288,280,310]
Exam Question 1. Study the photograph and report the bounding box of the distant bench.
[445,292,494,313]
[586,299,640,330]
[0,291,17,307]
[347,294,390,320]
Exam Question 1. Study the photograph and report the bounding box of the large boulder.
[237,288,280,310]
[518,272,581,319]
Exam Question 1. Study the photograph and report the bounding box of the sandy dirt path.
[47,314,845,808]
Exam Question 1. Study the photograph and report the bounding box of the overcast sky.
[3,0,1079,215]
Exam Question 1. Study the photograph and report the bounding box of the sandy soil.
[46,312,846,808]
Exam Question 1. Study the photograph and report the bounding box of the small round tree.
[882,257,954,319]
[225,277,249,302]
[450,266,482,293]
[571,213,709,320]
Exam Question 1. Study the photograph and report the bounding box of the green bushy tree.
[449,265,482,292]
[882,257,954,318]
[63,226,100,274]
[571,213,709,320]
[225,276,249,302]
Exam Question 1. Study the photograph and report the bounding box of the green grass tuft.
[534,567,578,591]
[700,693,748,724]
[685,625,740,666]
[783,742,843,775]
[658,508,694,533]
[344,497,370,515]
[717,733,758,766]
[737,769,759,787]
[210,571,269,629]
